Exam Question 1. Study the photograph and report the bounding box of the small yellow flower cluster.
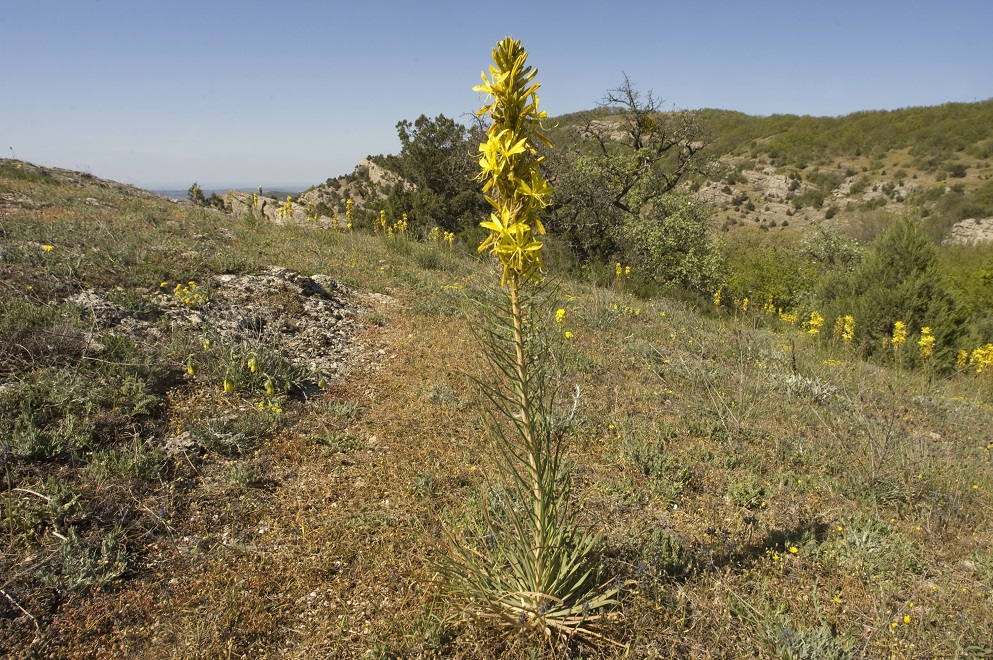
[806,311,824,337]
[762,295,776,315]
[614,262,631,281]
[429,226,441,242]
[345,198,354,231]
[918,326,935,361]
[278,195,293,219]
[779,309,798,325]
[968,343,993,373]
[841,315,855,343]
[306,201,319,222]
[41,244,54,252]
[555,307,575,338]
[172,280,208,306]
[443,231,455,249]
[833,314,855,344]
[255,399,283,415]
[892,320,907,348]
[252,192,259,209]
[713,289,722,307]
[741,297,749,313]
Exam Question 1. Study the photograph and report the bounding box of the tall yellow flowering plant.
[443,36,617,641]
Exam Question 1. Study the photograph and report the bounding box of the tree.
[820,214,968,369]
[187,182,206,207]
[546,76,719,290]
[622,194,725,292]
[378,114,487,233]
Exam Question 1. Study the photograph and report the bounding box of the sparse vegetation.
[1,89,992,657]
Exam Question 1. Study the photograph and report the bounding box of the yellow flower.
[842,315,855,343]
[918,326,935,360]
[789,546,798,554]
[41,244,54,251]
[555,308,566,324]
[892,320,907,347]
[807,311,824,337]
[903,615,911,624]
[713,289,722,307]
[223,379,234,393]
[970,343,993,373]
[474,37,551,285]
[564,331,574,339]
[741,297,749,312]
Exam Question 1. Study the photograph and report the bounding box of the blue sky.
[2,1,991,189]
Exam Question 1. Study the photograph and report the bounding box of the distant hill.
[546,99,993,240]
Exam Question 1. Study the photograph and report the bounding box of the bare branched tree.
[546,75,715,276]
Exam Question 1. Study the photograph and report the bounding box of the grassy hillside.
[2,159,993,657]
[547,100,993,238]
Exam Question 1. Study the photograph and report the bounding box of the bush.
[818,213,969,369]
[620,194,726,293]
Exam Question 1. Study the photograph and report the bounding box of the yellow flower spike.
[474,37,551,285]
[918,326,935,361]
[892,320,907,347]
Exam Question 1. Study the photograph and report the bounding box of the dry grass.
[2,162,992,657]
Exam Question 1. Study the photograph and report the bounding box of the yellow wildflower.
[918,326,935,360]
[969,343,993,374]
[842,315,855,343]
[892,320,907,347]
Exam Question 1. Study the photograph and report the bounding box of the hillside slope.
[546,100,993,240]
[2,160,992,657]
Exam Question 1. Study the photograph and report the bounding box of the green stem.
[508,274,545,599]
